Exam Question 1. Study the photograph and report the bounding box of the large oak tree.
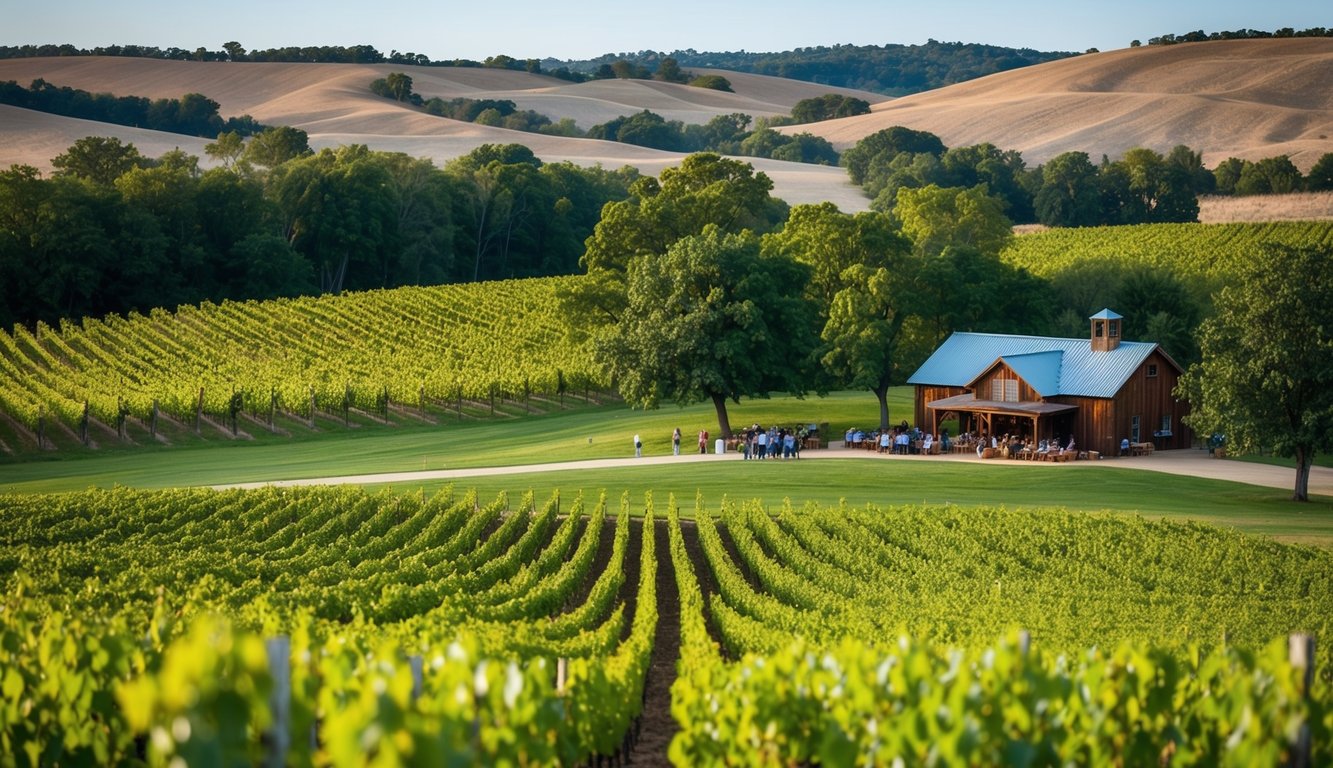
[591,227,816,438]
[1180,244,1333,501]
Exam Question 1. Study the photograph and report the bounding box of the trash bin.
[714,438,725,455]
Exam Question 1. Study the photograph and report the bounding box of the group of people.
[642,426,807,458]
[739,424,807,460]
[966,432,1076,459]
[845,424,951,455]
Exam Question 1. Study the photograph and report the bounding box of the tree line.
[548,42,1075,96]
[0,134,636,330]
[369,72,841,164]
[0,40,1074,96]
[844,126,1333,227]
[0,79,266,138]
[1138,26,1332,47]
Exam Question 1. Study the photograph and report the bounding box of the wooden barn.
[906,310,1191,457]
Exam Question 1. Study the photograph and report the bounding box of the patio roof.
[925,393,1079,418]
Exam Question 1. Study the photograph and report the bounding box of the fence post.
[195,387,204,435]
[266,636,291,768]
[80,401,89,445]
[1290,633,1313,768]
[150,399,158,438]
[556,657,568,695]
[1018,630,1031,659]
[409,655,424,702]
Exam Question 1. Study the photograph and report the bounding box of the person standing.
[634,434,642,458]
[698,429,708,454]
[672,427,681,456]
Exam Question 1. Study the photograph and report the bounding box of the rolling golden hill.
[788,38,1333,171]
[1,39,1330,216]
[0,57,882,210]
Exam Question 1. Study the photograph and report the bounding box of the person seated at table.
[1120,437,1130,456]
[922,433,934,454]
[976,435,988,458]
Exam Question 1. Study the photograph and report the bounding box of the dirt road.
[215,447,1332,497]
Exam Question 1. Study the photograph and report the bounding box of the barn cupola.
[1089,308,1122,352]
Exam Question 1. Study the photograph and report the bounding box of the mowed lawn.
[2,389,1330,546]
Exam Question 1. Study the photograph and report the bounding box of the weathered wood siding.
[914,385,967,428]
[1049,350,1191,456]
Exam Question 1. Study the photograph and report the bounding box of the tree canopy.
[1180,244,1333,501]
[590,227,817,437]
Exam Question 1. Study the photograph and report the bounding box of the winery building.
[906,310,1191,457]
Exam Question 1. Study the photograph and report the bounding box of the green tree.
[222,41,246,61]
[1112,268,1203,363]
[1236,155,1303,195]
[592,227,817,437]
[51,136,146,185]
[203,131,245,171]
[242,125,311,170]
[1212,157,1246,194]
[568,153,786,327]
[765,203,918,428]
[1115,147,1199,222]
[894,184,1012,257]
[654,57,688,83]
[689,75,732,91]
[1180,244,1333,501]
[841,126,945,186]
[269,145,398,292]
[1035,151,1102,226]
[1166,144,1216,195]
[385,72,414,102]
[1306,152,1333,191]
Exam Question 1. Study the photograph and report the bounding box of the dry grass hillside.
[0,57,882,211]
[2,41,1332,216]
[790,38,1333,171]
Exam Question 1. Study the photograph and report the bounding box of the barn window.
[1147,364,1158,377]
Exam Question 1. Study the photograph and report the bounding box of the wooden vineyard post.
[150,400,158,439]
[308,387,316,429]
[1018,629,1031,658]
[1290,633,1314,768]
[419,384,426,419]
[556,657,568,695]
[409,655,424,701]
[265,636,291,768]
[456,384,463,422]
[80,401,89,445]
[116,396,124,440]
[35,414,44,449]
[270,388,277,429]
[343,384,350,427]
[195,387,204,435]
[489,384,495,416]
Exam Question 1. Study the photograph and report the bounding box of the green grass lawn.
[0,390,901,491]
[2,388,1329,546]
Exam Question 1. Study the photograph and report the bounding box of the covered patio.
[924,394,1078,444]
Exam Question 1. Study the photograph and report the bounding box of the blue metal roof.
[997,350,1063,396]
[1089,308,1123,320]
[906,332,1161,399]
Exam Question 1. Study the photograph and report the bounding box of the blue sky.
[3,0,1327,61]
